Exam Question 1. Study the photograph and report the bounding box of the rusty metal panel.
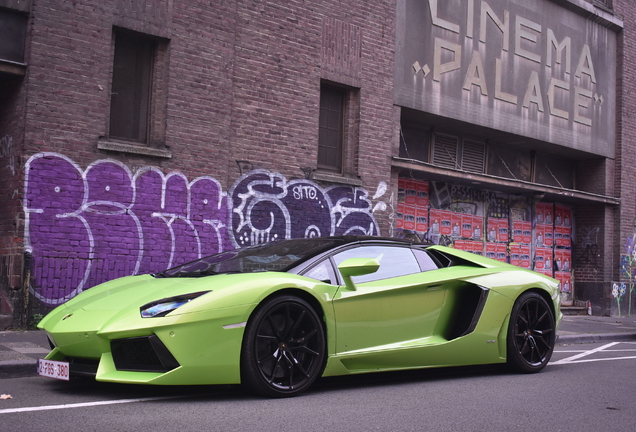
[395,0,619,158]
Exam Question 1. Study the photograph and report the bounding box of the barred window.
[318,85,345,172]
[109,31,154,143]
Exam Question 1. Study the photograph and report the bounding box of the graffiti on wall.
[618,235,636,316]
[576,226,600,268]
[0,135,14,176]
[24,153,386,306]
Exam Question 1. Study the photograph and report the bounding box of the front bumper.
[43,305,252,385]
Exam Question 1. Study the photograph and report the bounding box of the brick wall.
[613,0,636,316]
[2,0,632,322]
[0,0,398,325]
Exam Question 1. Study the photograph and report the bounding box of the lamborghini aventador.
[38,236,562,397]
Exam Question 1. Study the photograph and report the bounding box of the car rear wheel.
[507,291,555,373]
[241,295,326,397]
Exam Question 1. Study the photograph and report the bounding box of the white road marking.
[0,395,185,415]
[554,356,636,364]
[602,349,636,352]
[551,342,619,365]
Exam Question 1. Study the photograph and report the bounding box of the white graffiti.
[0,135,15,175]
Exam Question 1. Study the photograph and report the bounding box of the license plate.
[38,359,70,381]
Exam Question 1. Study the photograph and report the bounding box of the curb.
[557,332,636,344]
[0,359,37,379]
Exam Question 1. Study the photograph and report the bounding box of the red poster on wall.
[555,249,572,272]
[536,203,545,225]
[522,221,532,244]
[555,204,566,226]
[534,247,552,271]
[468,240,484,255]
[497,219,509,242]
[404,180,418,205]
[440,209,453,235]
[562,228,572,248]
[554,226,564,246]
[510,244,521,267]
[461,214,473,238]
[415,180,429,207]
[495,244,507,262]
[556,271,572,292]
[544,204,554,225]
[415,207,428,232]
[512,221,524,243]
[472,215,483,240]
[485,243,497,260]
[451,213,462,238]
[403,205,416,230]
[543,225,554,246]
[429,209,441,234]
[521,245,531,269]
[535,224,545,247]
[562,206,572,228]
[487,218,498,242]
[395,202,405,229]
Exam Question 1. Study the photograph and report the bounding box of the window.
[593,0,613,10]
[413,249,440,272]
[303,261,337,285]
[318,85,345,172]
[109,31,155,143]
[0,8,27,65]
[534,153,575,189]
[333,246,421,284]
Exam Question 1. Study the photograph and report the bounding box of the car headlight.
[140,291,211,318]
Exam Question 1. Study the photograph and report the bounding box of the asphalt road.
[1,341,635,432]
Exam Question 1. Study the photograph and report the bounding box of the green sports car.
[38,236,562,397]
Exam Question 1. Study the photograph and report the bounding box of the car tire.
[506,291,556,373]
[241,295,326,397]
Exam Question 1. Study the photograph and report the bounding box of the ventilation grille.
[462,140,486,173]
[111,335,180,372]
[432,133,459,169]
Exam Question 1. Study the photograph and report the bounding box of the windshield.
[155,238,344,278]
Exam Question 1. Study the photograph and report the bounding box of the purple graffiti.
[24,154,384,305]
[24,154,91,305]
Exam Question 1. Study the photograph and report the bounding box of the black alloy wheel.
[241,295,326,397]
[507,291,556,373]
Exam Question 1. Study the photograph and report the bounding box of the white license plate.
[38,359,70,381]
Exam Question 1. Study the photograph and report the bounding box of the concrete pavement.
[1,315,636,378]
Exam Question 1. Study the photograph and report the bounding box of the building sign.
[395,0,618,158]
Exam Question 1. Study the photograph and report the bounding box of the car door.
[331,244,457,358]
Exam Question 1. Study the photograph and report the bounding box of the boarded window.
[431,133,459,169]
[535,154,575,189]
[318,86,345,172]
[487,144,532,181]
[462,140,486,173]
[400,124,430,162]
[109,31,154,143]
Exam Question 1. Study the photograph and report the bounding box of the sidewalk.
[1,315,636,378]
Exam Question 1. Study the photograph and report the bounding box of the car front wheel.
[507,291,556,373]
[241,295,326,397]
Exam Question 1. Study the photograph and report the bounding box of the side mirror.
[337,258,380,291]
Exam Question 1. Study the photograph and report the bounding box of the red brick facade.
[0,0,634,327]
